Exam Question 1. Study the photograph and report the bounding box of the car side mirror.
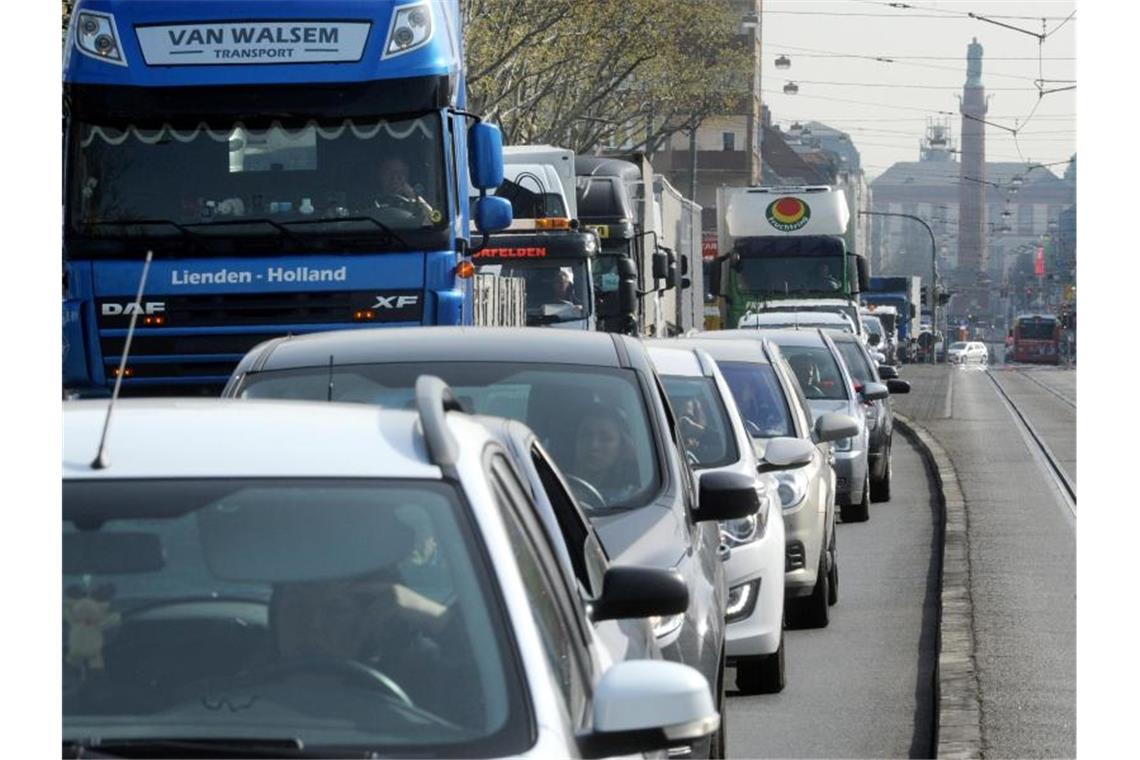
[814,412,859,443]
[696,470,761,522]
[757,437,814,473]
[860,382,889,402]
[590,566,689,622]
[876,365,899,380]
[577,660,718,759]
[886,378,911,394]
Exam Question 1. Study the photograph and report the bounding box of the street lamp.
[783,81,799,95]
[858,210,939,363]
[775,54,791,69]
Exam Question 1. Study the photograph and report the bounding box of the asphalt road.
[725,435,939,759]
[893,363,1077,758]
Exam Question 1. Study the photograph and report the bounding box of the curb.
[894,413,982,760]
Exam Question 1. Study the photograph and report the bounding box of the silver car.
[679,336,858,629]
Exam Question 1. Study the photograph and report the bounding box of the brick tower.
[958,37,988,313]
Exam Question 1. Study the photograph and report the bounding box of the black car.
[224,327,762,758]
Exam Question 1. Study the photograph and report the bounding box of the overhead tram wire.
[846,0,1074,22]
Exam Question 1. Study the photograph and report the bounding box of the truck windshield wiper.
[186,217,306,248]
[85,219,204,247]
[281,216,411,250]
[63,736,307,758]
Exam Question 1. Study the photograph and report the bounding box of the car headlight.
[864,404,879,431]
[649,613,685,641]
[833,435,853,451]
[719,489,772,547]
[773,470,808,510]
[383,2,434,59]
[725,580,761,623]
[74,11,126,66]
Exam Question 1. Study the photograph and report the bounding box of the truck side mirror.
[473,195,512,233]
[468,122,505,190]
[616,257,638,281]
[652,251,668,281]
[708,259,722,296]
[619,279,637,316]
[856,255,870,292]
[665,251,677,291]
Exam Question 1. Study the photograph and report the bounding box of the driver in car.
[551,267,580,305]
[374,157,438,226]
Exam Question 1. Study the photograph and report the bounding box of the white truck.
[713,186,868,330]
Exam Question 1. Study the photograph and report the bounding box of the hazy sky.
[760,0,1077,180]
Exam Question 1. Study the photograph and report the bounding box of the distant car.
[63,392,718,758]
[948,341,988,364]
[676,335,858,629]
[225,327,763,759]
[646,343,789,694]
[826,330,911,502]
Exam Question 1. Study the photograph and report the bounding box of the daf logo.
[373,295,419,309]
[102,302,166,316]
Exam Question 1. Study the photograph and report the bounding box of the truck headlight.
[383,2,434,59]
[74,11,126,66]
[773,470,808,510]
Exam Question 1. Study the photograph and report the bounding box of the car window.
[776,344,850,401]
[63,478,529,755]
[713,362,795,438]
[950,342,968,350]
[659,375,739,469]
[240,362,660,513]
[835,340,874,385]
[772,353,813,435]
[529,442,604,596]
[489,457,592,726]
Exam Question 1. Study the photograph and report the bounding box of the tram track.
[985,369,1076,514]
[1011,366,1076,409]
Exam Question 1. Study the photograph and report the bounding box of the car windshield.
[835,341,875,385]
[714,362,795,438]
[659,376,739,469]
[474,261,589,325]
[862,316,883,337]
[63,478,527,756]
[950,342,968,350]
[238,362,660,511]
[68,114,447,256]
[776,344,849,401]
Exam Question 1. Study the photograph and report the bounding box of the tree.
[462,0,750,155]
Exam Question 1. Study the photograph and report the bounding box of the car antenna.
[326,354,335,402]
[91,250,153,470]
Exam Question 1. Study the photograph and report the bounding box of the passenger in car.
[570,409,638,504]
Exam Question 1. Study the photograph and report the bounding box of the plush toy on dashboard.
[64,583,120,672]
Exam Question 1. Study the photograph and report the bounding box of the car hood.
[591,503,687,569]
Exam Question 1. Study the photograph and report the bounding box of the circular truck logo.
[766,197,811,232]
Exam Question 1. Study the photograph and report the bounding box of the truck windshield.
[737,254,847,295]
[476,260,590,325]
[67,114,447,256]
[63,478,528,756]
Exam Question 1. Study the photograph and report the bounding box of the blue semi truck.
[861,275,921,363]
[63,0,511,395]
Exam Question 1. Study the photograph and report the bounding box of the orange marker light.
[456,260,476,278]
[536,217,571,230]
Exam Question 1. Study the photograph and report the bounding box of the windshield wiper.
[85,219,205,250]
[282,216,411,250]
[186,217,306,248]
[63,736,306,758]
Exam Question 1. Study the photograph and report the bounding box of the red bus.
[1010,313,1061,365]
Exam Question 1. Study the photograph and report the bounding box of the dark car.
[224,327,762,758]
[825,330,911,502]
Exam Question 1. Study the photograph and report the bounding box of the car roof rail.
[415,375,466,469]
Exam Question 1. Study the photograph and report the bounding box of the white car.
[647,344,788,694]
[62,385,718,758]
[947,340,989,364]
[738,309,856,333]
